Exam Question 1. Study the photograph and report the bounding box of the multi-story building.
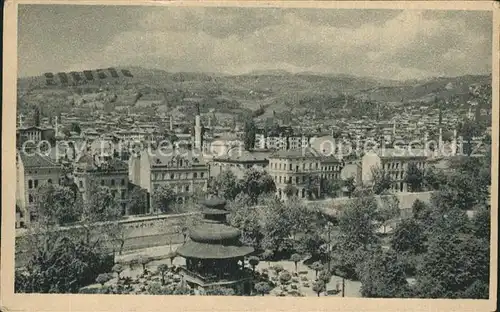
[74,153,130,215]
[129,148,210,213]
[268,147,343,200]
[16,126,56,148]
[255,134,312,150]
[361,148,428,192]
[210,149,270,179]
[16,152,63,227]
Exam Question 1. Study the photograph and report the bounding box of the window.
[111,179,115,186]
[48,179,52,184]
[34,180,39,188]
[279,176,282,183]
[289,164,292,171]
[296,165,299,172]
[121,203,126,215]
[101,180,105,186]
[29,194,34,203]
[79,181,83,188]
[295,177,299,184]
[121,190,126,199]
[28,180,33,189]
[121,179,125,186]
[201,172,205,178]
[193,172,198,178]
[185,185,190,192]
[170,174,174,179]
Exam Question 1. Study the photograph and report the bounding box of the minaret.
[194,114,202,150]
[169,115,174,131]
[18,113,25,128]
[451,129,457,156]
[54,116,59,137]
[438,127,443,155]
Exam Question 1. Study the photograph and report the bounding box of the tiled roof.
[270,147,321,159]
[369,148,432,158]
[149,148,206,166]
[19,152,59,168]
[215,150,270,162]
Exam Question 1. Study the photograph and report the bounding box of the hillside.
[17,67,491,123]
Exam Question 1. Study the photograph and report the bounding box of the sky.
[18,5,493,80]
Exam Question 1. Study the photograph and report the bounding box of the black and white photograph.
[1,1,498,310]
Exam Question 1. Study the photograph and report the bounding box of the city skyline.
[18,5,492,80]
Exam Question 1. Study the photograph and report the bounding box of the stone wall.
[15,213,197,267]
[15,192,435,267]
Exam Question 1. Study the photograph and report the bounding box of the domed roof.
[201,197,227,208]
[189,223,241,243]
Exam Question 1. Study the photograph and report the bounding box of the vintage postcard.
[1,1,498,311]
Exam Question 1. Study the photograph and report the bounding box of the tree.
[112,264,124,280]
[343,177,356,198]
[261,198,293,254]
[312,280,325,297]
[404,163,424,192]
[471,205,490,240]
[152,185,176,213]
[128,185,148,215]
[321,178,342,198]
[415,232,489,299]
[208,170,241,201]
[70,122,81,135]
[83,180,122,223]
[243,118,257,150]
[375,195,400,234]
[357,250,411,298]
[157,264,169,285]
[254,281,272,296]
[311,261,323,278]
[279,271,292,285]
[240,169,276,204]
[290,253,302,272]
[228,193,264,249]
[248,256,260,273]
[284,183,297,198]
[138,255,150,274]
[304,174,320,199]
[390,218,425,254]
[34,106,41,126]
[371,167,393,195]
[458,119,483,156]
[318,270,332,293]
[96,273,113,286]
[15,176,125,294]
[331,190,380,279]
[203,286,235,296]
[35,184,81,226]
[260,249,274,265]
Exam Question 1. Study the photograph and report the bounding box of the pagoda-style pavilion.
[176,198,255,295]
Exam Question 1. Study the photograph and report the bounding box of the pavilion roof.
[176,241,254,259]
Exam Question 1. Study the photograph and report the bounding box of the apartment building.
[129,148,209,213]
[74,153,130,215]
[361,148,428,192]
[16,152,63,227]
